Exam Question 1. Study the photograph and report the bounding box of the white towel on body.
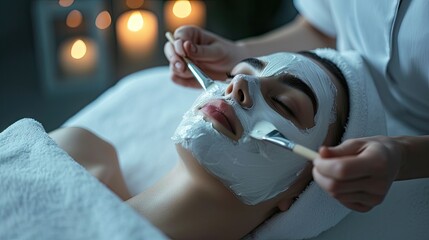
[0,118,167,240]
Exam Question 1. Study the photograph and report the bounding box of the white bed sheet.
[65,66,429,240]
[65,67,201,195]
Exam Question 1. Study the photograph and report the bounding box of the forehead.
[257,52,323,76]
[235,53,338,90]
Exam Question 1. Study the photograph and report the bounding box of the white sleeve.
[293,0,337,37]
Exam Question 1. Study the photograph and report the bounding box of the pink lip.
[200,99,237,135]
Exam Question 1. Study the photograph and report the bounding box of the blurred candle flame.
[127,11,144,32]
[116,10,158,59]
[173,0,192,18]
[165,0,205,31]
[59,38,96,76]
[71,39,87,59]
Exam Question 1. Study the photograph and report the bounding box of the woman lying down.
[49,49,385,239]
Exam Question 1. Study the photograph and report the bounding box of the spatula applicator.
[249,120,319,161]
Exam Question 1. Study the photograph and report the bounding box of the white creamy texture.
[172,52,337,205]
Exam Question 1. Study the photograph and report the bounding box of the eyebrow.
[239,57,265,71]
[278,73,318,114]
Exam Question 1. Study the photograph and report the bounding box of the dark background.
[0,0,297,132]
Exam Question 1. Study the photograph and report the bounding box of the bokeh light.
[58,0,74,7]
[126,0,144,9]
[95,11,112,30]
[173,0,192,18]
[66,10,82,28]
[127,11,144,32]
[71,39,87,59]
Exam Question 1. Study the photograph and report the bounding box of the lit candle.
[59,38,97,76]
[116,10,158,59]
[164,0,206,32]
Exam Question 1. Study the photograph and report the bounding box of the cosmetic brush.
[165,32,214,90]
[249,120,319,161]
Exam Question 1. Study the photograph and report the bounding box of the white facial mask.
[172,52,337,205]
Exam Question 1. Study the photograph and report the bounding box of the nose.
[225,76,253,108]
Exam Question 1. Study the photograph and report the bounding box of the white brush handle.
[293,144,319,161]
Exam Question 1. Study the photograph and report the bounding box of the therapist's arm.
[395,135,429,180]
[313,135,429,212]
[237,15,336,57]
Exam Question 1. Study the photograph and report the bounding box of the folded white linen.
[0,118,167,240]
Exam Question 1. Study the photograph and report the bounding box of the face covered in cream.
[172,52,337,205]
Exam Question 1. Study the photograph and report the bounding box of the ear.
[277,199,293,212]
[276,164,313,212]
[277,197,295,212]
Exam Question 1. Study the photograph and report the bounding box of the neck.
[127,162,276,239]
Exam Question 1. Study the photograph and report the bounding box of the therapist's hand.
[313,136,404,212]
[164,25,248,88]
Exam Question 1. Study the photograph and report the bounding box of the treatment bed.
[1,67,428,239]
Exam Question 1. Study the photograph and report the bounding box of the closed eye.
[226,72,236,79]
[272,97,295,118]
[278,74,317,115]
